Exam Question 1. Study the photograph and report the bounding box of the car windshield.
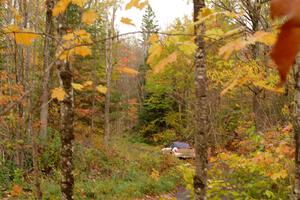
[170,142,190,149]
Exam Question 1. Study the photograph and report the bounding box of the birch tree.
[104,5,117,147]
[193,0,209,199]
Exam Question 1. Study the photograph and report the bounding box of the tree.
[213,0,271,132]
[104,5,117,147]
[293,53,300,200]
[56,12,75,200]
[141,5,159,53]
[138,5,159,108]
[193,0,209,199]
[40,0,55,139]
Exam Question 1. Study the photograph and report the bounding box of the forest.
[1,0,300,199]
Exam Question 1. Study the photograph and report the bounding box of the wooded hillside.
[0,0,300,199]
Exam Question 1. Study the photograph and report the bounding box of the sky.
[116,0,193,34]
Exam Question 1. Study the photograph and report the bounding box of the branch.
[0,90,30,116]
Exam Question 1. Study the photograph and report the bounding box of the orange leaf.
[116,66,139,76]
[270,0,293,19]
[11,184,22,197]
[271,22,300,82]
[270,0,300,83]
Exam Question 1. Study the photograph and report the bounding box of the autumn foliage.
[271,0,300,82]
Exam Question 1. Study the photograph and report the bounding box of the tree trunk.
[252,87,264,132]
[30,95,43,200]
[250,0,264,133]
[193,0,209,199]
[57,14,75,200]
[104,7,116,147]
[40,0,54,139]
[293,53,300,199]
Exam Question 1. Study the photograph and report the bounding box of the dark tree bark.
[57,14,75,200]
[293,54,300,199]
[193,0,209,199]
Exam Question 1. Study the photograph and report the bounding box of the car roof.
[171,142,190,148]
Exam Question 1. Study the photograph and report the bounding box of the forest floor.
[137,185,191,200]
[1,134,188,200]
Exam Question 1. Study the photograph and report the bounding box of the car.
[161,142,195,159]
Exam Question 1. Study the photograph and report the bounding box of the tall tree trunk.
[293,53,300,199]
[40,0,54,139]
[104,7,116,147]
[31,0,42,198]
[30,94,43,200]
[250,0,264,132]
[57,14,75,200]
[193,0,209,199]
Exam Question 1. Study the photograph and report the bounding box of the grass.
[1,134,183,199]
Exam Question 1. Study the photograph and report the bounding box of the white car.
[161,142,195,159]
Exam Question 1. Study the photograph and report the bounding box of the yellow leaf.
[219,31,276,59]
[15,32,39,46]
[150,169,160,181]
[219,38,247,59]
[71,83,84,91]
[83,81,93,87]
[147,43,163,64]
[153,52,178,74]
[148,34,159,44]
[178,42,197,56]
[52,0,71,17]
[51,87,66,101]
[120,17,135,26]
[63,33,75,41]
[252,31,277,46]
[74,29,88,36]
[126,0,137,10]
[136,0,148,9]
[71,0,87,7]
[81,10,97,25]
[74,46,91,57]
[116,66,139,76]
[58,51,69,61]
[270,170,288,180]
[200,8,213,18]
[125,0,141,10]
[4,26,39,46]
[205,28,224,40]
[74,29,92,43]
[96,85,107,94]
[3,25,19,33]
